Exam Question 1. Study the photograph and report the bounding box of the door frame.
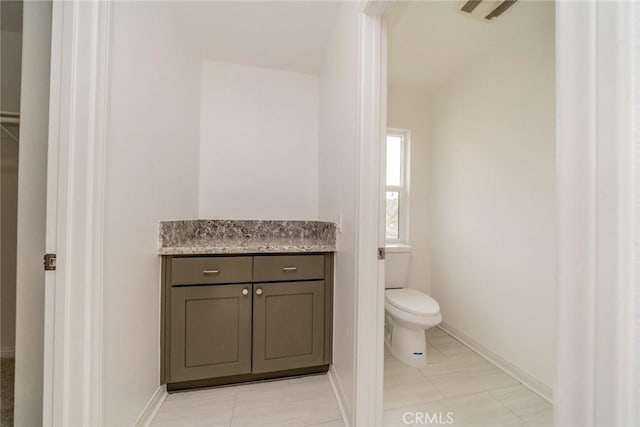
[356,0,640,426]
[354,2,393,426]
[42,0,640,425]
[555,2,639,426]
[43,1,111,426]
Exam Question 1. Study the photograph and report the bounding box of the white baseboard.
[1,346,15,358]
[438,322,553,403]
[134,384,168,427]
[328,365,351,427]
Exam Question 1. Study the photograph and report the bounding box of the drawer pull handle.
[282,267,297,272]
[203,269,220,275]
[242,288,249,296]
[256,288,263,296]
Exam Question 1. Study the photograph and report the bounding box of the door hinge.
[44,253,57,271]
[378,247,386,260]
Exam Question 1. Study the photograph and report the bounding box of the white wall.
[104,3,200,425]
[318,2,361,421]
[387,89,431,295]
[429,2,556,388]
[199,61,319,220]
[102,2,360,423]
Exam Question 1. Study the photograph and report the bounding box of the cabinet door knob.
[242,288,249,296]
[256,288,263,295]
[203,269,220,275]
[282,266,297,272]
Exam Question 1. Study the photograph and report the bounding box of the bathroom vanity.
[158,220,336,391]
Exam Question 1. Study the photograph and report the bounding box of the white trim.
[352,10,383,426]
[355,6,388,426]
[555,1,640,426]
[356,2,394,426]
[626,6,640,426]
[616,4,639,426]
[384,128,410,245]
[134,385,168,427]
[328,366,351,427]
[0,347,16,359]
[43,1,111,425]
[385,244,412,254]
[438,323,552,402]
[363,0,398,18]
[42,1,62,423]
[87,3,111,425]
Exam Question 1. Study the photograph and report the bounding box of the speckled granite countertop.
[159,220,336,255]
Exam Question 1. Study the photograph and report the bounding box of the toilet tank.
[385,250,411,289]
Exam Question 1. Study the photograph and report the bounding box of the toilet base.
[384,313,428,368]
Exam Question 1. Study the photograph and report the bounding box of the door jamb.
[43,1,111,426]
[555,2,639,425]
[355,2,393,426]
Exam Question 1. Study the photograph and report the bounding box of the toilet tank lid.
[385,288,440,316]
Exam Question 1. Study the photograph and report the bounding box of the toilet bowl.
[384,288,442,368]
[384,251,442,368]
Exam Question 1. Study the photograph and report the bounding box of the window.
[385,129,409,244]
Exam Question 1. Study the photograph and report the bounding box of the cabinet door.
[252,281,325,373]
[170,284,252,383]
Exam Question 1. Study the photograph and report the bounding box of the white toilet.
[384,251,442,368]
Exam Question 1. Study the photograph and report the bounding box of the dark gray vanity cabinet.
[252,281,325,373]
[161,253,333,390]
[169,284,252,382]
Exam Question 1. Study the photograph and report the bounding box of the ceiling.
[172,1,342,75]
[387,0,554,93]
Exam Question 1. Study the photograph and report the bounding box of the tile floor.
[151,327,553,427]
[151,373,344,427]
[383,327,553,427]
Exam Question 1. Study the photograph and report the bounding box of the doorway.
[358,1,640,426]
[380,1,556,425]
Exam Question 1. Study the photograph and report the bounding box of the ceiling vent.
[460,0,518,20]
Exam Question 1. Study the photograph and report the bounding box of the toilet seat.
[385,288,440,317]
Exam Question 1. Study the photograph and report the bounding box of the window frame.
[385,128,410,245]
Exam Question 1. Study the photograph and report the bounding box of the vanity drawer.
[170,257,253,285]
[253,255,324,282]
